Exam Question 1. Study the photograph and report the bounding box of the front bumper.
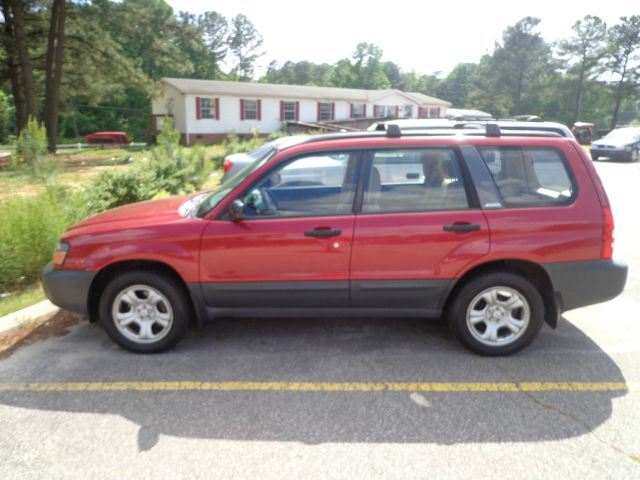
[543,259,628,312]
[590,148,633,161]
[42,262,97,316]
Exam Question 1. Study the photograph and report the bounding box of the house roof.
[161,78,451,107]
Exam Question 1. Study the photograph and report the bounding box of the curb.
[0,300,60,336]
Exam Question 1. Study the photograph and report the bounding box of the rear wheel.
[448,272,544,356]
[99,270,190,353]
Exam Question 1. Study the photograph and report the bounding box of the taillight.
[602,206,614,259]
[223,157,233,173]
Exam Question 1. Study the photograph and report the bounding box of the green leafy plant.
[0,192,75,291]
[15,118,60,188]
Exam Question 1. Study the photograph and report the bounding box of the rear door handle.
[304,228,342,238]
[443,223,481,232]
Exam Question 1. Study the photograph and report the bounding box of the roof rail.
[283,127,562,150]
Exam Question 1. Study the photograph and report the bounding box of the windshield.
[603,129,640,143]
[196,148,276,218]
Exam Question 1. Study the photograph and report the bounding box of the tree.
[558,15,608,123]
[0,0,38,129]
[437,63,477,106]
[199,11,228,78]
[487,17,556,114]
[227,14,263,81]
[351,42,390,89]
[607,16,640,129]
[44,0,66,152]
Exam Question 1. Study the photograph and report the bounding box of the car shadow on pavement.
[0,314,628,450]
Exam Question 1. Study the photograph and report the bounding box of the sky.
[166,0,635,78]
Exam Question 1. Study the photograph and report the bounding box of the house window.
[318,102,334,121]
[380,106,398,118]
[282,101,297,121]
[196,97,218,120]
[419,107,441,118]
[351,104,366,119]
[242,99,259,120]
[404,105,413,118]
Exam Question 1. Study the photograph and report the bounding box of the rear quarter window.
[477,147,576,208]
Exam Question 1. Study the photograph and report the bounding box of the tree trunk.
[9,0,38,119]
[0,0,27,131]
[44,0,66,153]
[610,60,628,130]
[573,65,585,124]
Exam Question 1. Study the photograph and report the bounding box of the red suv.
[43,125,628,355]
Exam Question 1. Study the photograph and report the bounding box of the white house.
[151,78,451,144]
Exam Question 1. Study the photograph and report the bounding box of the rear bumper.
[42,262,97,316]
[542,259,628,312]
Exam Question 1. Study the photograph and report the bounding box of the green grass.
[0,284,45,318]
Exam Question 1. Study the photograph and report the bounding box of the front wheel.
[630,148,639,163]
[99,270,190,353]
[448,273,544,356]
[590,153,599,161]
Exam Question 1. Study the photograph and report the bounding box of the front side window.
[362,149,469,213]
[477,147,575,207]
[241,152,358,218]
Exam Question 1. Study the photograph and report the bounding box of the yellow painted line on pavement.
[0,381,636,393]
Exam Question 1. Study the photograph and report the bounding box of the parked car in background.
[85,132,129,146]
[44,124,627,356]
[221,136,301,182]
[590,127,640,162]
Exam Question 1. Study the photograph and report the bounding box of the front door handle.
[443,223,481,232]
[304,228,342,238]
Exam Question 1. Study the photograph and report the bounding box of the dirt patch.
[0,311,84,359]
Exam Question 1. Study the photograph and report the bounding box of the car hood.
[67,195,194,233]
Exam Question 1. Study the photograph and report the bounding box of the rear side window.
[363,148,469,213]
[477,147,575,207]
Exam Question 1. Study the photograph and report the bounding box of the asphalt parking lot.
[1,159,639,479]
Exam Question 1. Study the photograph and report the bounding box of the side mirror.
[228,199,245,221]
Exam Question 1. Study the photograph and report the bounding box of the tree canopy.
[1,3,639,146]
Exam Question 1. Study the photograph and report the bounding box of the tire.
[448,272,544,356]
[98,270,190,353]
[630,148,639,163]
[590,153,599,161]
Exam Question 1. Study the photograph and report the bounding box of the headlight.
[53,242,70,266]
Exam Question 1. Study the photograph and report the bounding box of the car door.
[199,151,361,309]
[350,147,490,313]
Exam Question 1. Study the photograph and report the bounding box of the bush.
[15,118,60,187]
[83,168,155,216]
[0,191,78,291]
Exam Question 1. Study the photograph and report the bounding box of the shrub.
[83,168,154,216]
[0,192,74,291]
[15,118,60,187]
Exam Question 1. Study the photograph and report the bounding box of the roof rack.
[285,125,563,150]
